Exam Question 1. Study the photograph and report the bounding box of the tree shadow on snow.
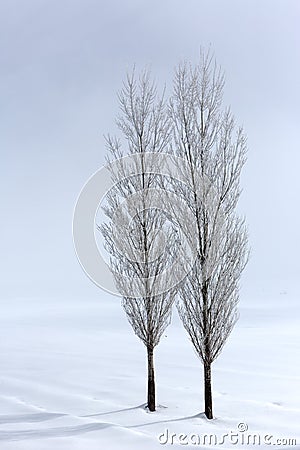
[128,411,208,429]
[83,403,146,417]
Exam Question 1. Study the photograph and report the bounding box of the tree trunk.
[147,346,155,411]
[204,362,213,419]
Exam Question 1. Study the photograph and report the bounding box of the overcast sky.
[1,0,299,302]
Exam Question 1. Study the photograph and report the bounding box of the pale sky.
[1,0,299,302]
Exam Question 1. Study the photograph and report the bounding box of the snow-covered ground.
[0,291,299,449]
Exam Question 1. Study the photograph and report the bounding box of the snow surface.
[0,292,299,449]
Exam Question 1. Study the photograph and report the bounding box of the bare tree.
[101,71,177,411]
[169,51,248,419]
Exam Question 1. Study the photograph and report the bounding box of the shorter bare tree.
[101,71,178,411]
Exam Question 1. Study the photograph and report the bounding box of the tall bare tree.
[169,52,248,419]
[101,71,177,411]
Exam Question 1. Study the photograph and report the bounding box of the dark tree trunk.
[147,346,155,411]
[204,362,213,419]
